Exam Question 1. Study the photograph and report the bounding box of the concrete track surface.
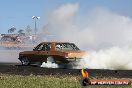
[0,64,132,78]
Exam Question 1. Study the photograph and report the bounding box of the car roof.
[40,42,73,44]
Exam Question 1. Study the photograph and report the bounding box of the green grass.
[0,74,131,88]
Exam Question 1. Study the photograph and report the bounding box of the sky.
[0,0,132,34]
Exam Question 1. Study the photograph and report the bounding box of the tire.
[47,56,55,63]
[21,57,30,65]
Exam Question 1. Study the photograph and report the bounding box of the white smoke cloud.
[43,3,132,50]
[50,3,79,22]
[0,50,22,63]
[41,3,132,69]
[75,46,132,70]
[87,8,132,49]
[41,62,58,68]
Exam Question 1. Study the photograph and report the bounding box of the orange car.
[18,42,85,65]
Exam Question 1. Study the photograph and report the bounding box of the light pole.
[32,16,40,35]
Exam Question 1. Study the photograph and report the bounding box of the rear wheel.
[21,57,30,65]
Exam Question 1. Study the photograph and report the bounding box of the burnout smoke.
[75,46,132,70]
[42,3,132,50]
[0,49,23,62]
[40,3,132,69]
[0,47,33,63]
[41,62,58,68]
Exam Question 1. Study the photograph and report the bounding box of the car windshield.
[34,43,51,51]
[55,43,80,51]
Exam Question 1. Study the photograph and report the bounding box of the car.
[18,42,85,66]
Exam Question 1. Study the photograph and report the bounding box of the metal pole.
[34,18,37,35]
[32,16,40,35]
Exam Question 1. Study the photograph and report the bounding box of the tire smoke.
[75,46,132,70]
[41,62,58,68]
[41,3,132,69]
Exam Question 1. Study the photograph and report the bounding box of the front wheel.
[21,57,30,65]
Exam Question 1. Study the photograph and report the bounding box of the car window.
[37,44,43,50]
[34,43,43,50]
[62,43,74,50]
[55,43,80,51]
[34,43,51,51]
[70,43,80,50]
[41,43,51,51]
[55,43,62,51]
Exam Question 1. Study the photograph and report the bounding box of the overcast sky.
[0,0,132,33]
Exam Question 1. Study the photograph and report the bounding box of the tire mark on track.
[0,65,132,78]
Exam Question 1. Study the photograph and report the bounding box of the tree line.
[8,25,32,35]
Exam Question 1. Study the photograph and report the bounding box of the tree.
[25,25,32,35]
[8,26,16,34]
[18,29,24,34]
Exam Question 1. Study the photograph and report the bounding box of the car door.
[30,43,44,62]
[38,43,52,62]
